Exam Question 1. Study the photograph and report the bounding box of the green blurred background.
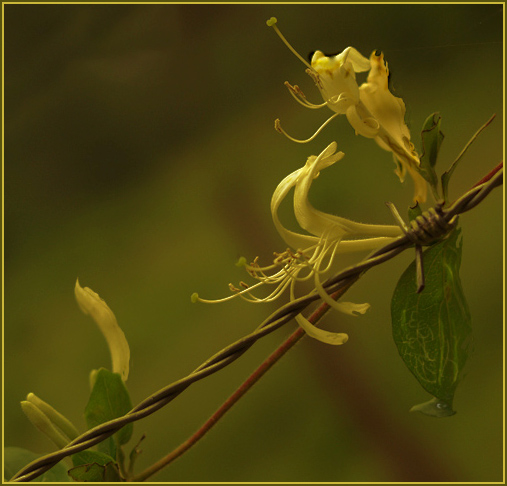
[4,3,503,482]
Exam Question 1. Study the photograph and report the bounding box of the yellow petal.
[293,143,403,239]
[75,279,130,381]
[295,313,349,345]
[310,48,368,112]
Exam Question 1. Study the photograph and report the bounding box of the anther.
[235,256,247,267]
[284,82,328,109]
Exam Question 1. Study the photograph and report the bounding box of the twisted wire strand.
[11,169,503,482]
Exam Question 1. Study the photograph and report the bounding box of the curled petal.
[359,52,411,148]
[293,143,403,239]
[341,46,371,72]
[329,300,370,316]
[295,313,349,345]
[345,105,379,138]
[270,166,320,249]
[358,51,427,202]
[75,279,130,381]
[313,262,371,315]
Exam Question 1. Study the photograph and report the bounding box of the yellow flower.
[75,279,130,381]
[356,52,427,203]
[267,18,427,203]
[193,143,403,345]
[308,48,370,114]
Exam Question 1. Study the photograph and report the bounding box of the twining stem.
[12,164,502,482]
[131,282,355,482]
[132,163,504,482]
[471,161,503,188]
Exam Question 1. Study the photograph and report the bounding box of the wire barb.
[10,167,503,482]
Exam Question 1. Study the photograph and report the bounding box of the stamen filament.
[284,82,327,110]
[266,17,313,70]
[274,113,340,143]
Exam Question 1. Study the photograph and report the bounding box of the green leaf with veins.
[391,227,472,417]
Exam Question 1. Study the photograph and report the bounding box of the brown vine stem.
[471,161,503,188]
[131,280,357,482]
[131,162,504,482]
[11,165,502,482]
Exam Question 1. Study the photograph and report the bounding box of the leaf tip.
[410,397,456,418]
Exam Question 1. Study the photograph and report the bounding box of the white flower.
[75,279,130,381]
[193,143,403,345]
[267,18,427,203]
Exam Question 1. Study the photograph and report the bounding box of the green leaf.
[72,450,116,467]
[68,462,121,482]
[391,228,472,416]
[70,450,121,482]
[419,112,444,198]
[410,397,456,418]
[84,368,133,458]
[3,446,71,482]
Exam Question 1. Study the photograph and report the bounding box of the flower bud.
[21,400,70,449]
[26,393,79,440]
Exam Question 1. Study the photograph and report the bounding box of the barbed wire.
[10,168,503,482]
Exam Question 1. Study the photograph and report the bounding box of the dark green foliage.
[391,228,472,417]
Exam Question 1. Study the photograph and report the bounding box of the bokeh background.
[4,3,504,482]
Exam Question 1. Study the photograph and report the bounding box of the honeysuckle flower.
[21,393,79,449]
[307,48,371,114]
[75,279,130,381]
[357,51,428,203]
[193,142,403,345]
[267,17,427,203]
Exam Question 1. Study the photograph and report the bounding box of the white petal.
[270,165,321,249]
[341,46,371,72]
[310,50,363,110]
[331,301,370,315]
[345,105,379,139]
[333,236,400,252]
[293,143,403,239]
[313,265,371,315]
[357,51,427,203]
[75,279,130,381]
[295,313,349,345]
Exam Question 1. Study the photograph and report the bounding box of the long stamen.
[314,239,341,275]
[274,113,340,143]
[239,274,295,303]
[266,17,313,70]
